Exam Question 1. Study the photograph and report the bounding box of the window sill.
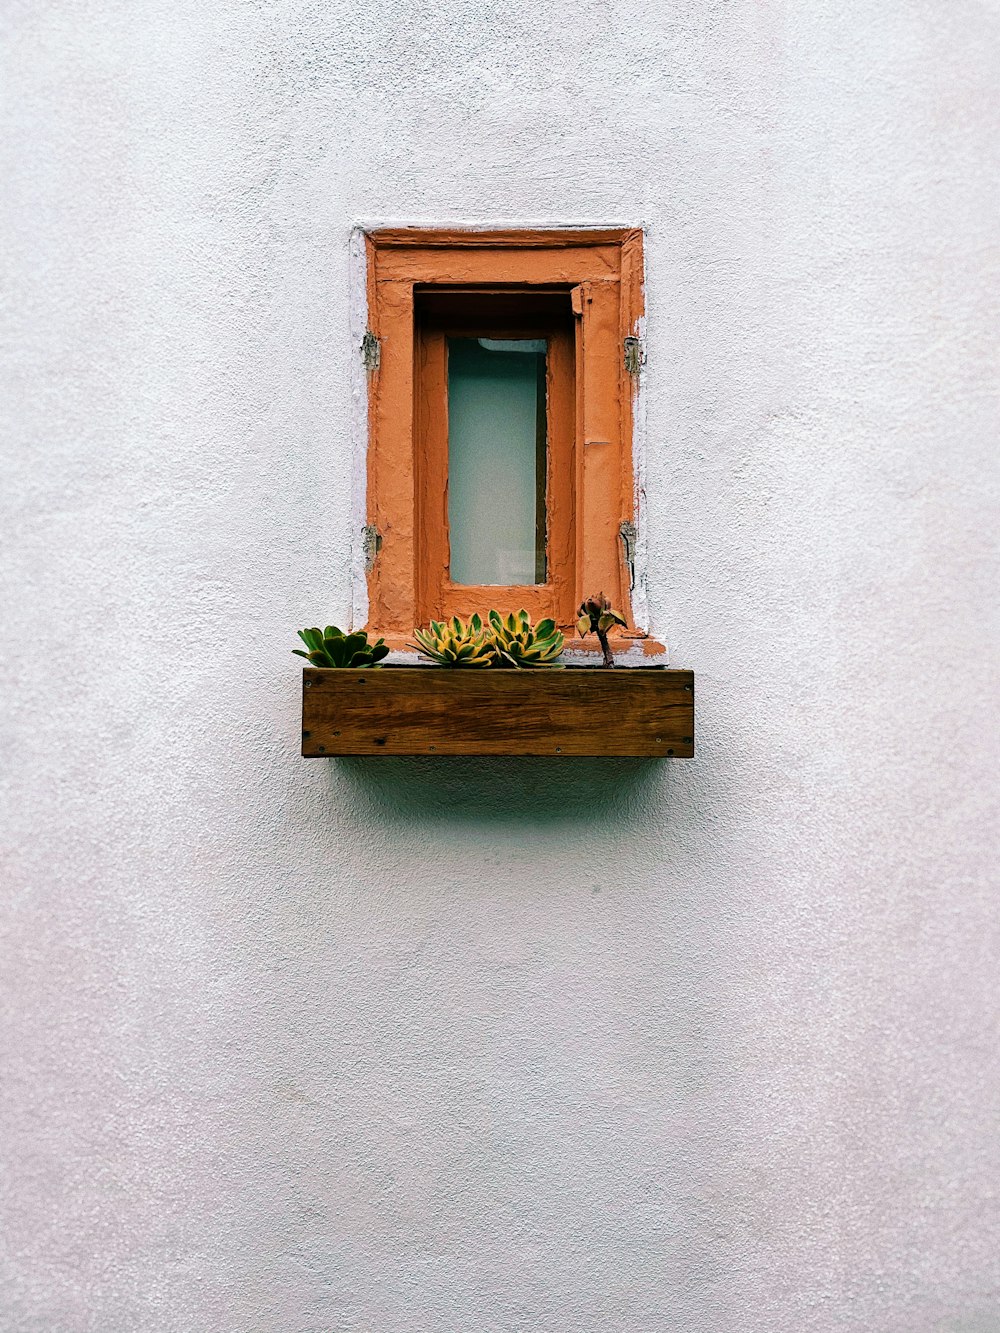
[373,632,669,662]
[301,666,694,758]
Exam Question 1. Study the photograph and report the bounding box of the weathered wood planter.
[301,666,694,758]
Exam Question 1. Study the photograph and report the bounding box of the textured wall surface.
[2,2,999,1330]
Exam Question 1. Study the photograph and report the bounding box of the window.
[445,335,548,588]
[360,228,646,646]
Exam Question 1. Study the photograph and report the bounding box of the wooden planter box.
[301,666,694,757]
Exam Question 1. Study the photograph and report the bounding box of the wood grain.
[301,668,694,757]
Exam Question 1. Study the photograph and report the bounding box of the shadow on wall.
[330,755,682,828]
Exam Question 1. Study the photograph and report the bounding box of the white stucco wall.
[3,2,999,1330]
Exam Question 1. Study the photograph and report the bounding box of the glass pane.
[447,337,547,586]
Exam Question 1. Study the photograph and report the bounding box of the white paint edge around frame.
[347,221,665,663]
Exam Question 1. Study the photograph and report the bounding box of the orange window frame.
[363,228,645,645]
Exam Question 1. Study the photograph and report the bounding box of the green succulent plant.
[410,614,494,667]
[576,592,627,667]
[487,609,565,668]
[293,625,389,668]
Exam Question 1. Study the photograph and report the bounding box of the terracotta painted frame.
[362,227,647,647]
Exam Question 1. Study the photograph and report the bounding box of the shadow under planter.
[301,666,694,758]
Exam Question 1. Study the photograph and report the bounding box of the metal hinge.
[361,330,380,372]
[619,520,637,591]
[623,336,645,375]
[361,524,382,572]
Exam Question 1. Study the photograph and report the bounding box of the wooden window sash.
[416,318,576,628]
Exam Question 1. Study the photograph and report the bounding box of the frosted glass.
[447,338,547,586]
